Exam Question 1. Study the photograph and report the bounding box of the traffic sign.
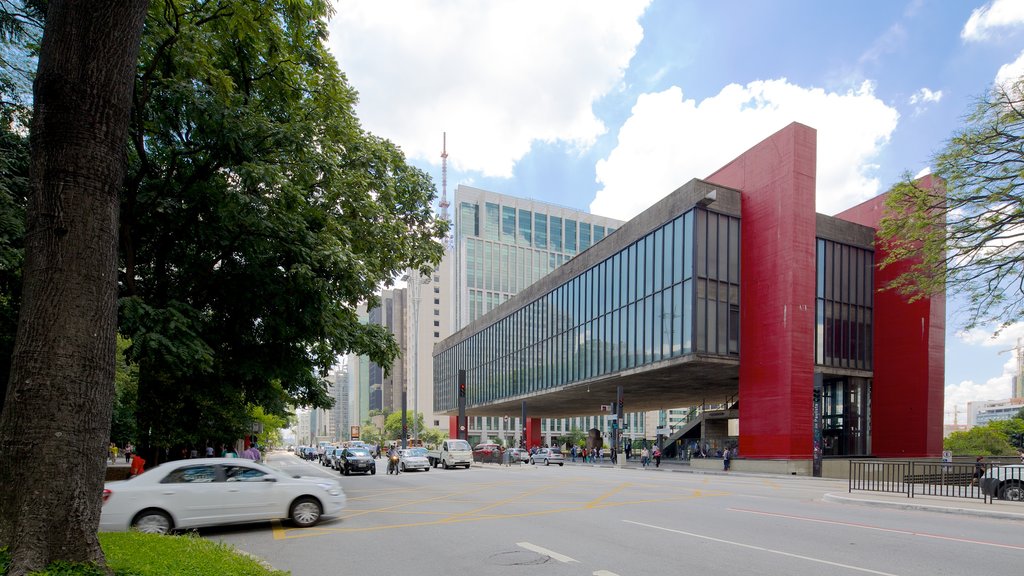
[600,404,611,411]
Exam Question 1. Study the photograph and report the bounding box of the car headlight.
[317,482,342,496]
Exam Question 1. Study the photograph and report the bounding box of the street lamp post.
[408,269,429,444]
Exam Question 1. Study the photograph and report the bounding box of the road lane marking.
[728,507,1024,551]
[586,482,632,508]
[593,571,620,576]
[517,542,578,563]
[624,520,900,576]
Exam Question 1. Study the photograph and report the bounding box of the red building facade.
[708,122,944,460]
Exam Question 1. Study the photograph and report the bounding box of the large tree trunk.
[0,2,148,574]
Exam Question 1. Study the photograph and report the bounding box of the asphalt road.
[203,452,1023,576]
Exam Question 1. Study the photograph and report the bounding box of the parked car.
[321,447,338,467]
[472,443,502,463]
[398,447,431,472]
[338,447,376,476]
[100,458,346,534]
[983,464,1023,500]
[529,448,565,466]
[506,447,529,463]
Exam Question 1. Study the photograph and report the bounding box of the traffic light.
[458,381,466,398]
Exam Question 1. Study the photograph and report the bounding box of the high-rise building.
[453,185,623,328]
[449,185,635,446]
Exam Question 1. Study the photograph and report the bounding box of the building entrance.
[819,376,870,456]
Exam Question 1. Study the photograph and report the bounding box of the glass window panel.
[502,206,516,242]
[594,225,605,242]
[652,292,662,362]
[485,202,500,240]
[718,216,728,283]
[654,227,664,291]
[717,300,727,354]
[580,223,592,251]
[461,202,480,237]
[729,217,739,284]
[695,210,706,278]
[671,284,682,355]
[645,295,654,363]
[565,219,577,253]
[684,211,694,280]
[534,213,548,250]
[707,213,719,280]
[673,217,683,285]
[519,209,532,246]
[551,216,563,252]
[646,233,655,296]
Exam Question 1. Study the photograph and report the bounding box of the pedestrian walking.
[653,447,661,468]
[723,446,731,471]
[641,447,650,467]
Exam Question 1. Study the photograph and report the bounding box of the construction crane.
[998,337,1024,399]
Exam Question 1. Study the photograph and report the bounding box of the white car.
[100,457,346,534]
[983,463,1023,501]
[398,448,431,472]
[529,448,565,466]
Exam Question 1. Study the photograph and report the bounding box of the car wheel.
[400,462,406,472]
[1000,481,1024,501]
[559,463,564,467]
[131,509,172,535]
[343,466,350,476]
[290,497,322,528]
[544,459,549,466]
[442,459,449,469]
[371,466,376,475]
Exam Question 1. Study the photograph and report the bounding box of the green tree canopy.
[943,425,1016,456]
[879,78,1024,332]
[384,410,424,441]
[119,0,447,452]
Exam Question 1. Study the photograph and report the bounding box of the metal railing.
[848,460,1023,504]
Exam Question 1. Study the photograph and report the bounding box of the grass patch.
[1,533,288,576]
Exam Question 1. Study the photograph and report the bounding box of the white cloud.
[962,0,1024,42]
[945,354,1017,424]
[908,87,943,105]
[957,322,1024,348]
[995,49,1024,87]
[326,0,650,177]
[914,166,932,179]
[589,79,899,220]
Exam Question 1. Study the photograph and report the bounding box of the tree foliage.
[944,425,1016,456]
[879,78,1024,331]
[120,0,447,453]
[383,410,424,441]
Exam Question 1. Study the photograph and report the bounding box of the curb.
[823,492,1024,522]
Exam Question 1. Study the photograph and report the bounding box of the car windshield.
[406,448,427,456]
[449,440,471,451]
[347,448,370,457]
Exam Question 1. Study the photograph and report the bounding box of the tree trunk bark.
[0,2,148,574]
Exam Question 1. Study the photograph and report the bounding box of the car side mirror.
[263,477,277,482]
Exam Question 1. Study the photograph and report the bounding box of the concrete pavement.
[491,456,1024,522]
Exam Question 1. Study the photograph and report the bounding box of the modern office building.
[433,123,945,474]
[449,185,645,446]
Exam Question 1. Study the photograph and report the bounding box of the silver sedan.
[398,447,431,472]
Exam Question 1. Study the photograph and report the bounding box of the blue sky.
[326,0,1024,423]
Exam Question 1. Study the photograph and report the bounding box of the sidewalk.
[559,457,1024,521]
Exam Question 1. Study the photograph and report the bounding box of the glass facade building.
[454,186,622,329]
[436,207,741,413]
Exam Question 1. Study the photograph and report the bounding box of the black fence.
[848,460,1023,504]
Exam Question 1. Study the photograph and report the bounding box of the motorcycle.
[387,454,400,475]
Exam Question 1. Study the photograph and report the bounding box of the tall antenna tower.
[439,132,450,222]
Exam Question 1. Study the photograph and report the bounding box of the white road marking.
[623,520,900,576]
[516,542,579,563]
[593,571,620,576]
[728,507,1024,551]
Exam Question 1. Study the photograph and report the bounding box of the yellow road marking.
[586,482,632,509]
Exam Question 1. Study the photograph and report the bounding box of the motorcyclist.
[387,445,400,475]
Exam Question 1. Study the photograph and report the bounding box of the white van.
[426,439,473,469]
